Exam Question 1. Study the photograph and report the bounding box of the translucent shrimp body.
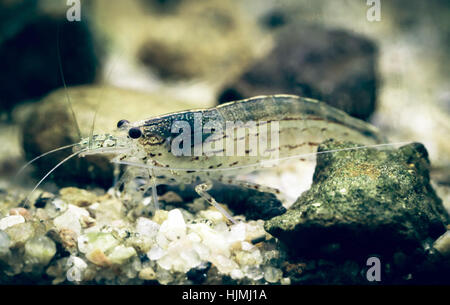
[76,95,382,178]
[72,94,388,223]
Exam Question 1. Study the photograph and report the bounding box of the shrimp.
[68,94,395,224]
[18,22,400,223]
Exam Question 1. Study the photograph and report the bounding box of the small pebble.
[263,266,283,283]
[147,245,166,261]
[24,235,56,265]
[159,209,186,241]
[0,215,25,230]
[187,262,211,284]
[433,230,450,257]
[136,217,160,238]
[0,230,11,256]
[139,267,157,280]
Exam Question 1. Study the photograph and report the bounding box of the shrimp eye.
[117,119,130,128]
[128,127,142,139]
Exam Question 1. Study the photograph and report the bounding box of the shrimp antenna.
[57,22,82,140]
[87,81,104,149]
[88,50,123,149]
[23,148,88,207]
[14,143,79,179]
[150,169,159,210]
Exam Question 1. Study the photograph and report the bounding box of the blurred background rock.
[0,0,101,114]
[218,25,378,120]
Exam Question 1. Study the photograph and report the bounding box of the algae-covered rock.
[265,140,450,257]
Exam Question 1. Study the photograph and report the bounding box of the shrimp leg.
[195,180,237,224]
[143,168,159,210]
[218,177,282,196]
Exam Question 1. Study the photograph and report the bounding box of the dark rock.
[265,140,450,258]
[187,262,211,284]
[218,26,378,120]
[159,181,286,221]
[33,192,55,208]
[0,12,100,114]
[139,253,150,263]
[210,183,286,221]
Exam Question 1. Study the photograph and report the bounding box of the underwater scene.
[0,0,449,289]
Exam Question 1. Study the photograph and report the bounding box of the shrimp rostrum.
[67,94,388,224]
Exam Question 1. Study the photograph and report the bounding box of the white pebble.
[66,255,88,282]
[136,217,160,238]
[156,233,169,248]
[159,209,186,241]
[230,269,245,280]
[210,254,239,274]
[52,198,68,212]
[200,210,225,222]
[187,232,202,243]
[157,255,174,270]
[281,277,291,285]
[228,222,246,242]
[190,223,230,256]
[244,265,264,280]
[241,241,254,251]
[179,248,202,270]
[147,245,166,260]
[0,215,25,230]
[67,267,84,282]
[142,197,152,206]
[263,266,283,283]
[54,204,89,235]
[67,256,88,269]
[192,242,210,260]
